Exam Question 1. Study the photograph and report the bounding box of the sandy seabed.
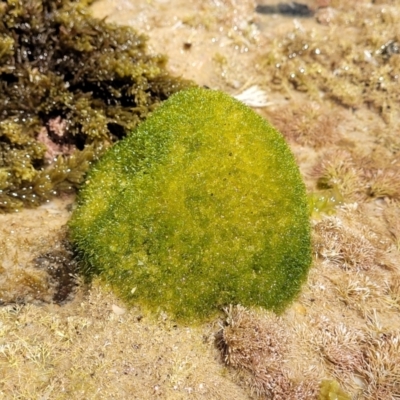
[1,0,400,398]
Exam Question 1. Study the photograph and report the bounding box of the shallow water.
[1,0,400,398]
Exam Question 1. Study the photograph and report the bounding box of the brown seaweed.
[0,0,193,212]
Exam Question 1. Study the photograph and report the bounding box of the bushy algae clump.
[70,87,311,323]
[0,0,192,212]
[259,1,400,122]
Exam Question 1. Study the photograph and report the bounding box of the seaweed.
[216,305,319,398]
[258,2,400,122]
[0,0,193,212]
[267,101,341,148]
[318,379,351,400]
[69,88,312,323]
[308,187,344,219]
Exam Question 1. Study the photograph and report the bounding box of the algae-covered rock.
[70,87,311,322]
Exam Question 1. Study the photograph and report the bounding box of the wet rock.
[256,2,314,17]
[33,238,78,303]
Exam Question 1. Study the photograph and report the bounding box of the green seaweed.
[69,87,312,323]
[0,0,193,212]
[319,379,351,400]
[308,186,344,219]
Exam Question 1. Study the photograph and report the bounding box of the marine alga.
[70,87,311,323]
[0,0,192,212]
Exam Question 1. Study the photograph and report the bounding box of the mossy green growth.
[70,87,311,323]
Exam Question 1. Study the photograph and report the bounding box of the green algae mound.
[70,87,311,322]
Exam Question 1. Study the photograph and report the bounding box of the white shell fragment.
[112,304,126,315]
[233,85,271,107]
